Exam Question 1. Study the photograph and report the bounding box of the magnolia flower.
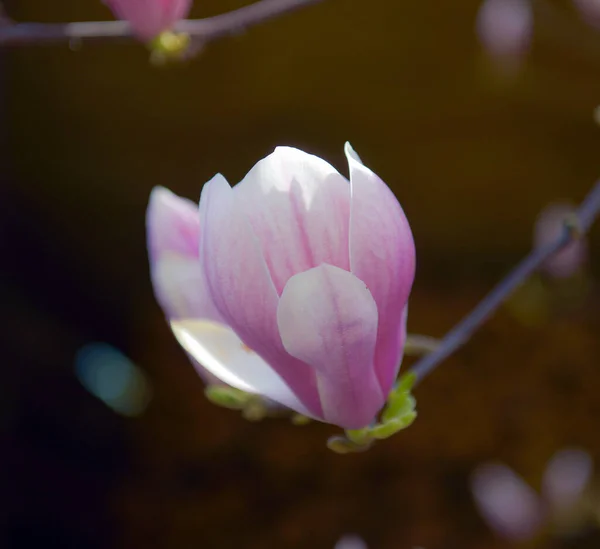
[149,143,415,429]
[471,449,593,541]
[104,0,192,41]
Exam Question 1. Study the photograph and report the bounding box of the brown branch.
[410,179,600,385]
[0,0,324,47]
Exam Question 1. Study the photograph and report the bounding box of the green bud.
[346,427,372,446]
[382,393,416,424]
[371,412,417,440]
[149,31,191,65]
[397,371,417,392]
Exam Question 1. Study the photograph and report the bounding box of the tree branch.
[410,179,600,385]
[0,0,324,47]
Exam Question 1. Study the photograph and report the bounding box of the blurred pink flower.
[534,203,588,278]
[471,448,593,541]
[573,0,600,30]
[476,0,533,63]
[334,535,368,549]
[104,0,192,41]
[159,143,415,429]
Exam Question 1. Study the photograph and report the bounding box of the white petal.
[170,319,311,416]
[152,253,223,322]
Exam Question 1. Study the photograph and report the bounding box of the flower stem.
[0,0,324,47]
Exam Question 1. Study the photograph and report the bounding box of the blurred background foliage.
[2,0,600,547]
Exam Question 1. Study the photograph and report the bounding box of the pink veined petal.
[233,146,351,294]
[161,0,192,25]
[105,0,191,40]
[146,186,224,385]
[277,263,382,429]
[199,173,323,417]
[345,143,416,397]
[146,186,223,323]
[471,463,544,541]
[170,319,312,415]
[146,186,200,264]
[542,448,593,513]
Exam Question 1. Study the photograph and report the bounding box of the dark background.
[2,0,600,548]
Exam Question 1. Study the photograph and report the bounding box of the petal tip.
[147,185,200,263]
[203,173,231,194]
[344,142,363,165]
[148,185,174,211]
[147,185,192,217]
[270,146,312,163]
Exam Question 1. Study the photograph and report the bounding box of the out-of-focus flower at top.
[104,0,192,42]
[505,201,591,326]
[534,202,588,279]
[476,0,533,70]
[157,143,415,430]
[573,0,600,30]
[471,448,594,542]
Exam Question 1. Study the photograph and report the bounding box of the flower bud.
[104,0,192,42]
[156,143,416,429]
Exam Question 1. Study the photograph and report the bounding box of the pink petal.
[147,187,224,385]
[345,143,416,396]
[277,264,382,429]
[171,319,311,415]
[146,186,222,323]
[542,448,592,513]
[105,0,192,40]
[471,463,544,541]
[199,173,323,416]
[233,146,351,294]
[146,186,200,264]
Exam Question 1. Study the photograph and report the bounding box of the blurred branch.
[0,0,323,46]
[410,179,600,385]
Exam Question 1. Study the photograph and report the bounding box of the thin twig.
[0,0,324,46]
[410,180,600,385]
